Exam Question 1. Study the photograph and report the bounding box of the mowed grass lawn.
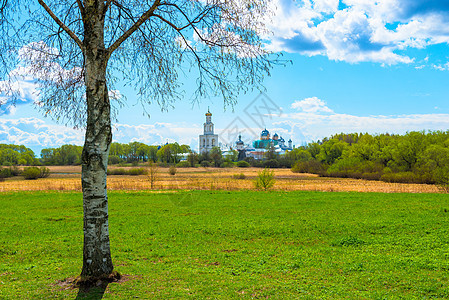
[1,190,449,299]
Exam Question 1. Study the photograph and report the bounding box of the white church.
[199,108,218,153]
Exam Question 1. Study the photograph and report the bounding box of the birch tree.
[0,0,276,283]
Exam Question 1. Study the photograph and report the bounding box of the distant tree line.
[40,142,192,165]
[3,131,449,186]
[0,144,39,166]
[290,131,449,185]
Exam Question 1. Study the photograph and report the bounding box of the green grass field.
[1,190,449,299]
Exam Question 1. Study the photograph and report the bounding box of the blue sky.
[1,0,449,155]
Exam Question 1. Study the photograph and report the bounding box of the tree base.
[75,270,122,288]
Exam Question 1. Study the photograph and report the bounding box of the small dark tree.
[0,0,278,282]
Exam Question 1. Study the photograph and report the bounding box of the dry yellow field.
[0,166,441,193]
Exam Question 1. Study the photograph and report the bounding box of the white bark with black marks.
[80,1,113,279]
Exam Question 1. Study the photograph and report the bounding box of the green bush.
[254,168,275,191]
[169,165,177,175]
[127,168,148,176]
[380,172,420,183]
[22,167,41,180]
[176,161,191,168]
[0,168,13,178]
[108,168,147,175]
[108,155,124,165]
[232,173,246,179]
[263,159,280,168]
[10,166,20,176]
[221,161,234,168]
[39,167,50,178]
[236,160,250,168]
[200,161,211,168]
[292,160,326,175]
[107,168,126,175]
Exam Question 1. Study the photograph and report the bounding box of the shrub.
[176,161,191,168]
[236,160,250,168]
[361,172,382,181]
[22,167,41,180]
[232,173,246,179]
[108,155,124,165]
[108,168,147,175]
[222,161,234,168]
[0,167,13,178]
[148,161,159,189]
[292,160,326,175]
[254,168,275,191]
[263,159,280,168]
[10,166,21,176]
[169,165,177,176]
[127,168,148,176]
[200,161,211,168]
[39,166,50,178]
[107,168,126,175]
[380,171,420,183]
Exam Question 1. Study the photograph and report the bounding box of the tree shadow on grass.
[75,283,108,300]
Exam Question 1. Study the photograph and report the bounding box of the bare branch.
[107,0,161,55]
[38,0,83,50]
[76,0,84,16]
[103,0,112,14]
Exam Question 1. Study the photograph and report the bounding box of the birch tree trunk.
[80,3,114,279]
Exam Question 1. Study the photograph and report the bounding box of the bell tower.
[199,108,219,153]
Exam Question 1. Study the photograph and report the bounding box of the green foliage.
[0,144,38,166]
[21,166,50,180]
[236,160,250,168]
[200,161,211,167]
[2,190,449,298]
[289,131,449,185]
[221,161,235,168]
[39,167,50,178]
[254,168,275,191]
[169,165,177,175]
[40,145,82,165]
[0,166,21,178]
[157,143,190,164]
[107,168,148,176]
[108,155,124,165]
[292,160,327,175]
[209,147,223,167]
[128,168,148,176]
[263,159,280,168]
[232,173,246,179]
[176,161,191,168]
[187,152,199,167]
[224,150,239,162]
[22,167,41,180]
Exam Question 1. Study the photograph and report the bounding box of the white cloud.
[265,0,449,64]
[291,97,334,113]
[112,122,201,148]
[280,97,449,143]
[0,118,85,152]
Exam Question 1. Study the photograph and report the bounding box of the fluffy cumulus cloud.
[275,97,449,144]
[291,97,334,113]
[112,122,201,148]
[0,118,85,152]
[265,0,449,64]
[0,117,203,155]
